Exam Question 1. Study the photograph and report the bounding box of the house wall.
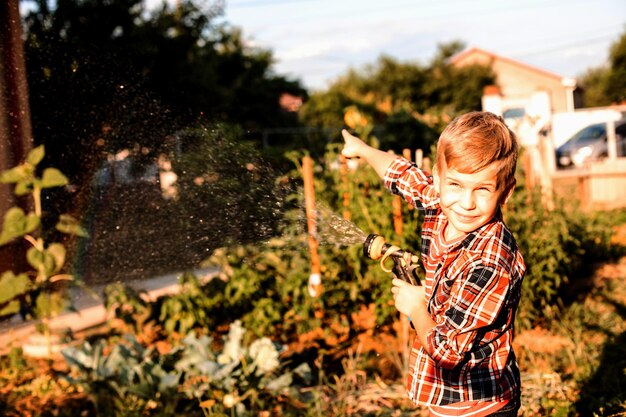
[492,60,569,113]
[454,48,626,211]
[452,49,571,113]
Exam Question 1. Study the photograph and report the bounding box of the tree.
[1,0,34,273]
[299,41,494,153]
[21,0,306,189]
[579,27,626,107]
[604,29,626,104]
[579,67,611,108]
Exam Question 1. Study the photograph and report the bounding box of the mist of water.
[314,204,367,247]
[69,124,368,286]
[69,125,298,284]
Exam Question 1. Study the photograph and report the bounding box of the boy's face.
[434,159,513,240]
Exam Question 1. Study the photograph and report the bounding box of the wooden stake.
[415,149,423,169]
[392,194,403,236]
[302,156,322,297]
[402,148,414,212]
[340,154,351,221]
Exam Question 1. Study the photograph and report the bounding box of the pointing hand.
[341,129,366,159]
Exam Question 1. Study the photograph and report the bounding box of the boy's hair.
[435,111,519,191]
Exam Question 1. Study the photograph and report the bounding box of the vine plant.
[0,145,88,336]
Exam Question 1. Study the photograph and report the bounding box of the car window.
[503,108,525,119]
[566,123,606,146]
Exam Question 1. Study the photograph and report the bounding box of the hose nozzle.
[363,233,421,286]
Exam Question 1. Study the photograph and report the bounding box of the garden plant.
[0,145,88,346]
[0,131,625,416]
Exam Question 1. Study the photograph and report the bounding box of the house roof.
[450,47,572,82]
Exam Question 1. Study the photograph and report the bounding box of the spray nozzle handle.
[391,257,421,286]
[363,233,421,286]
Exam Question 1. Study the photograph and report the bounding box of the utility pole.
[0,0,34,270]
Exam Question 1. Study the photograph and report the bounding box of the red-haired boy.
[342,111,525,417]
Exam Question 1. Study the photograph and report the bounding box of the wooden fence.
[552,159,626,211]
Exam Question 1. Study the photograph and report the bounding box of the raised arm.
[341,129,397,179]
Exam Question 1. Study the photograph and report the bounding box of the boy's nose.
[460,190,476,210]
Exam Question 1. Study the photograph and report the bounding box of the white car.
[555,119,626,168]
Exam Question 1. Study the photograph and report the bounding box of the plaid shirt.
[384,157,525,406]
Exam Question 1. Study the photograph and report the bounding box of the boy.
[342,111,525,417]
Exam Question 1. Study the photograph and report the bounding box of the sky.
[209,0,626,91]
[27,0,623,91]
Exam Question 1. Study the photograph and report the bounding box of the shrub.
[507,186,618,329]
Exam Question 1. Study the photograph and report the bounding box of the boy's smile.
[434,161,513,241]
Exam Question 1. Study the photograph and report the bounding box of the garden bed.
[1,252,625,416]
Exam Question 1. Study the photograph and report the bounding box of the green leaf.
[27,246,56,277]
[41,168,68,189]
[26,145,45,167]
[0,165,33,184]
[0,207,40,245]
[265,372,293,392]
[14,180,33,196]
[0,271,31,304]
[0,300,21,318]
[47,243,67,273]
[25,212,39,232]
[35,290,65,318]
[56,214,89,237]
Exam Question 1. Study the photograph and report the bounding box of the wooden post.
[302,156,322,297]
[423,157,432,173]
[402,149,414,212]
[523,150,536,192]
[392,196,403,237]
[340,154,351,221]
[607,120,617,161]
[414,149,423,169]
[0,0,34,273]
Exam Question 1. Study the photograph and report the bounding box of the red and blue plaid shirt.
[384,157,525,406]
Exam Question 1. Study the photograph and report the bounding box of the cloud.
[280,38,371,61]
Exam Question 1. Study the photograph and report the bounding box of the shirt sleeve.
[383,157,439,209]
[427,260,511,370]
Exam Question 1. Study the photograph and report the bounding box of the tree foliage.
[579,27,626,107]
[299,41,495,155]
[21,0,306,187]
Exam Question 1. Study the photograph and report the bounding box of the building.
[452,47,626,211]
[450,47,581,120]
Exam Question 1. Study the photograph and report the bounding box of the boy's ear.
[501,180,516,206]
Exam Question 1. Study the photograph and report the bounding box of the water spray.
[363,234,421,286]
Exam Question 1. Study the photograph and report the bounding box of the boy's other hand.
[341,129,366,159]
[391,278,424,318]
